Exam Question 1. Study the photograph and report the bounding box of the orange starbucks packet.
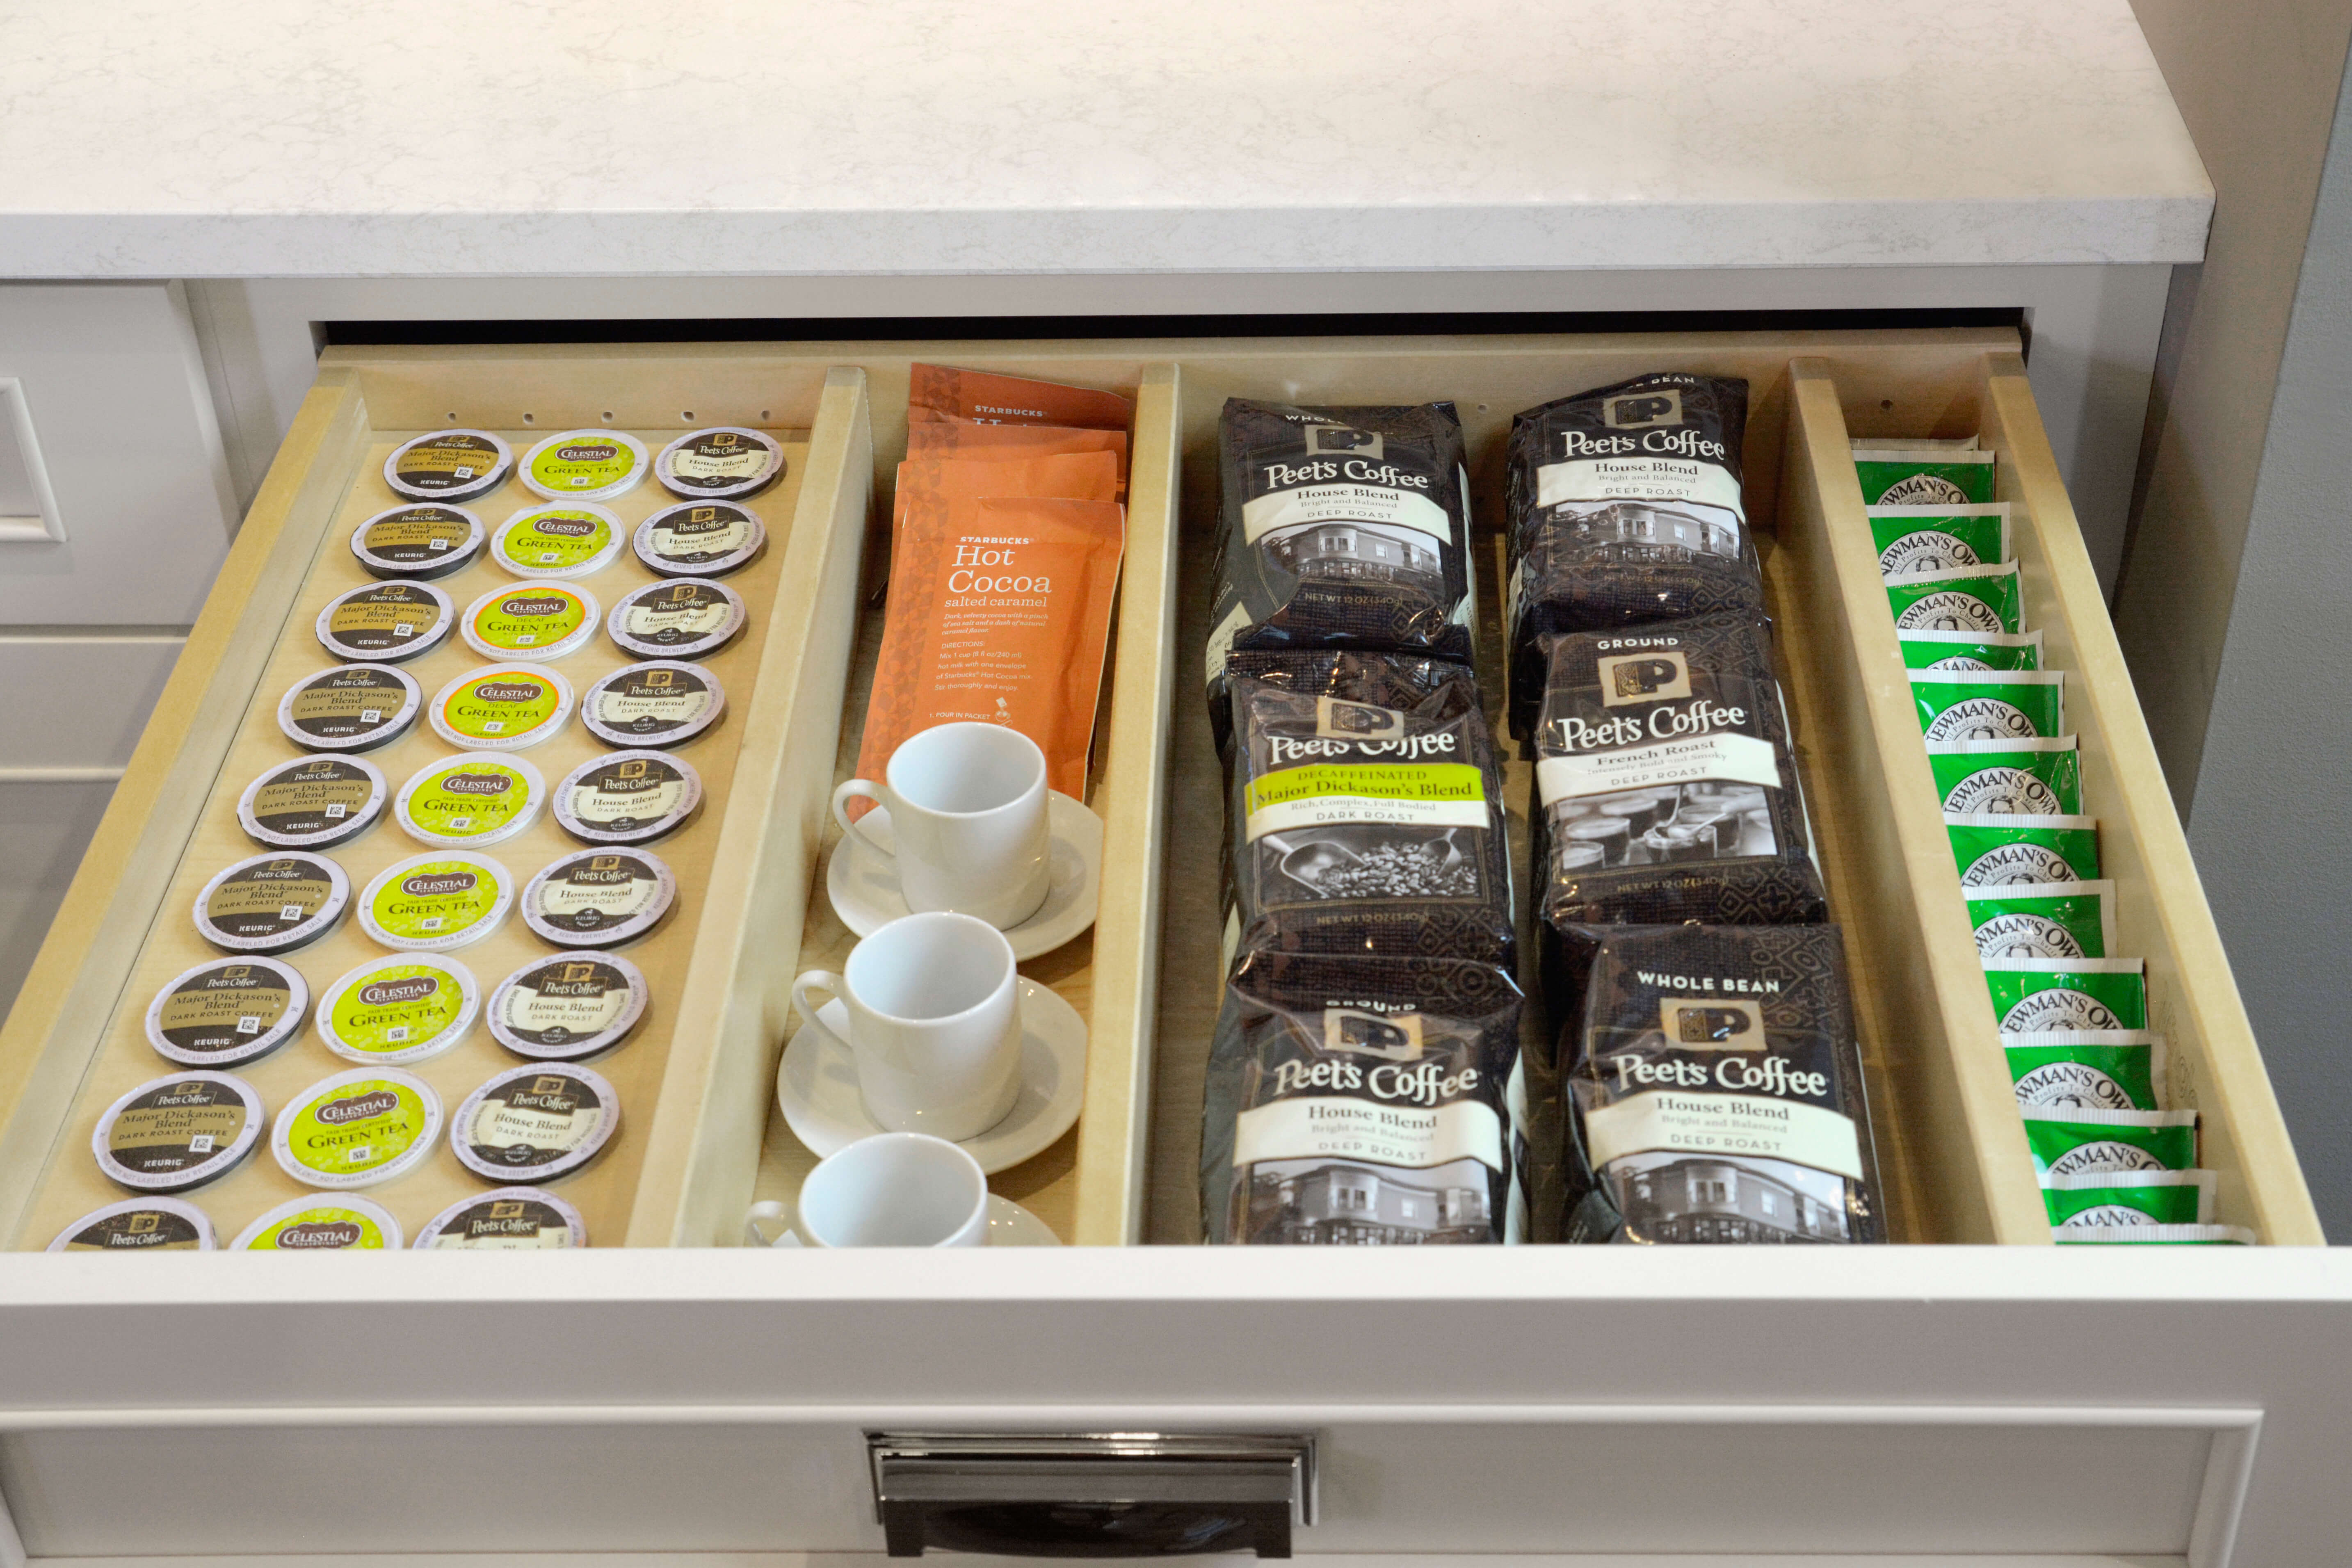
[908,364,1133,431]
[904,422,1130,495]
[891,450,1122,533]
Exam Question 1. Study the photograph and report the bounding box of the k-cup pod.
[273,1067,443,1190]
[48,1196,217,1253]
[143,955,308,1068]
[580,660,726,749]
[450,1063,620,1185]
[92,1071,266,1194]
[192,852,351,955]
[394,752,546,849]
[653,427,783,502]
[487,952,649,1061]
[414,1187,587,1249]
[553,750,703,847]
[236,755,387,851]
[429,663,575,751]
[606,577,746,660]
[277,662,423,754]
[350,502,486,580]
[315,952,481,1066]
[232,1194,404,1251]
[461,580,601,661]
[490,503,628,579]
[315,581,454,664]
[518,431,649,504]
[520,848,676,950]
[384,429,514,504]
[634,499,768,576]
[357,851,515,953]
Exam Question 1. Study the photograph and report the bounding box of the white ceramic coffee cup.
[831,721,1053,929]
[792,911,1024,1142]
[743,1132,989,1248]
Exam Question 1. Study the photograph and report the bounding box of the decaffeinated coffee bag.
[1201,951,1522,1245]
[1505,374,1759,735]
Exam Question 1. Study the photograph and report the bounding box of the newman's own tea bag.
[2023,1107,2198,1176]
[1984,959,2148,1032]
[2003,1030,2170,1112]
[2044,1169,2216,1229]
[1967,881,2117,960]
[1505,374,1759,735]
[1854,448,1996,507]
[1531,615,1826,1021]
[1945,814,2101,886]
[1885,562,2023,634]
[1200,951,1521,1245]
[1561,924,1882,1245]
[1868,503,2011,577]
[1222,649,1513,967]
[1207,400,1474,721]
[1928,737,2083,815]
[2056,1224,2254,1245]
[1900,628,2043,671]
[1912,669,2065,742]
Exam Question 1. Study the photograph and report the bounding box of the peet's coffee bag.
[2044,1169,2216,1230]
[1912,669,2065,742]
[1201,951,1521,1245]
[1868,503,2010,578]
[1967,880,2117,961]
[1900,628,2043,671]
[1984,959,2148,1032]
[2023,1107,2198,1177]
[1560,923,1882,1245]
[1927,737,2083,815]
[1221,650,1513,968]
[2003,1030,2169,1113]
[1206,400,1474,721]
[1945,813,2101,886]
[1505,374,1758,735]
[1854,448,1996,507]
[1885,562,2022,635]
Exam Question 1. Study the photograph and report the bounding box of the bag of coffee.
[1206,399,1474,721]
[1854,448,1996,507]
[1912,670,2065,742]
[1899,628,2043,671]
[1868,503,2011,578]
[2055,1223,2254,1245]
[2043,1169,2216,1229]
[1927,737,2083,815]
[1221,649,1514,968]
[1200,950,1521,1245]
[2023,1107,2198,1177]
[1966,881,2117,961]
[1885,562,2023,634]
[1983,959,2148,1032]
[1504,374,1758,735]
[1945,814,2101,886]
[1560,923,1883,1244]
[2003,1029,2169,1113]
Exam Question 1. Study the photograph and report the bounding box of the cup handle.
[743,1200,804,1248]
[792,970,854,1056]
[830,778,895,859]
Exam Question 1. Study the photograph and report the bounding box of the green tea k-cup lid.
[351,503,486,579]
[384,429,513,503]
[143,954,308,1068]
[273,1067,443,1190]
[316,581,454,663]
[518,431,648,504]
[581,660,726,748]
[463,580,601,660]
[553,749,703,846]
[521,847,676,949]
[395,752,546,847]
[451,1062,619,1184]
[232,1193,404,1251]
[429,662,574,751]
[359,851,514,952]
[193,852,350,955]
[277,662,423,753]
[236,755,387,850]
[635,500,768,577]
[48,1196,217,1252]
[606,577,746,660]
[315,953,480,1065]
[488,952,649,1061]
[415,1186,586,1248]
[92,1070,265,1193]
[654,427,783,501]
[491,503,627,579]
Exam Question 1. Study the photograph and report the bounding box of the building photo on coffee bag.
[1912,669,2065,742]
[1867,503,2011,577]
[1983,958,2148,1032]
[1966,880,2117,961]
[1927,737,2083,815]
[2003,1029,2169,1113]
[1945,814,2101,886]
[1884,561,2023,635]
[1199,950,1521,1246]
[1505,373,1758,735]
[1560,923,1882,1245]
[1899,629,2043,671]
[1205,399,1474,722]
[1221,648,1513,968]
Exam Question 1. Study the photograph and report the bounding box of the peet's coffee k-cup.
[1560,923,1882,1245]
[1205,400,1474,723]
[1530,614,1825,1035]
[1221,650,1513,968]
[1504,374,1759,735]
[1200,950,1521,1245]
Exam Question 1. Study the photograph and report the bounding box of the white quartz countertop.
[0,0,2210,279]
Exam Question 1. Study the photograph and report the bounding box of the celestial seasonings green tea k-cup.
[1853,448,1996,507]
[489,504,627,579]
[428,663,574,751]
[192,852,350,955]
[1884,562,2022,634]
[518,431,648,503]
[350,503,485,580]
[232,1194,403,1251]
[394,753,545,848]
[272,1067,442,1189]
[143,955,308,1068]
[1898,628,2043,671]
[1966,881,2117,961]
[235,755,387,851]
[1944,814,2101,886]
[314,953,480,1066]
[1926,737,2083,815]
[450,1063,620,1185]
[2043,1169,2215,1230]
[357,852,514,952]
[413,1187,587,1248]
[1911,669,2065,742]
[487,953,649,1061]
[2022,1107,2198,1176]
[1866,503,2010,577]
[1982,958,2148,1032]
[277,662,423,754]
[91,1071,266,1193]
[47,1196,216,1252]
[2003,1030,2169,1112]
[461,581,600,661]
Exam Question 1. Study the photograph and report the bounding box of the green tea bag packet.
[1886,562,2023,635]
[1900,628,2042,671]
[1984,959,2147,1031]
[2043,1169,2216,1229]
[2002,1029,2169,1112]
[1966,880,2117,960]
[1869,504,2011,577]
[1852,436,1981,451]
[1946,813,2100,886]
[1855,448,1997,507]
[2055,1224,2255,1245]
[1913,669,2065,742]
[1927,737,2083,815]
[2022,1107,2198,1176]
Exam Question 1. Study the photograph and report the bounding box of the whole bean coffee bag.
[1206,400,1474,721]
[1221,649,1513,968]
[1201,951,1522,1245]
[1505,374,1759,735]
[1561,923,1883,1245]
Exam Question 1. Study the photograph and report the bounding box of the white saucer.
[985,1194,1062,1247]
[776,977,1086,1174]
[825,791,1102,960]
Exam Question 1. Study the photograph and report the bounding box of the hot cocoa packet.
[908,364,1133,431]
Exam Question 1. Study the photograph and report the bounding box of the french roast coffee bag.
[1201,950,1522,1245]
[1560,923,1883,1244]
[1530,614,1826,1030]
[1206,400,1475,722]
[1220,649,1514,968]
[1505,374,1760,735]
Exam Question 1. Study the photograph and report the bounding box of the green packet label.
[1855,450,1996,507]
[1886,562,2021,634]
[1927,737,2083,815]
[1243,761,1489,841]
[2044,1169,2215,1229]
[1946,813,2100,886]
[1900,628,2042,671]
[2002,1029,2168,1112]
[1966,880,2115,960]
[1984,959,2147,1032]
[1868,503,2010,577]
[2023,1107,2198,1176]
[1913,670,2064,743]
[2055,1224,2254,1246]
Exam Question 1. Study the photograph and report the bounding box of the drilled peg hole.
[760,409,772,422]
[1880,399,1894,412]
[521,413,536,425]
[681,411,696,422]
[602,411,614,422]
[444,411,458,423]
